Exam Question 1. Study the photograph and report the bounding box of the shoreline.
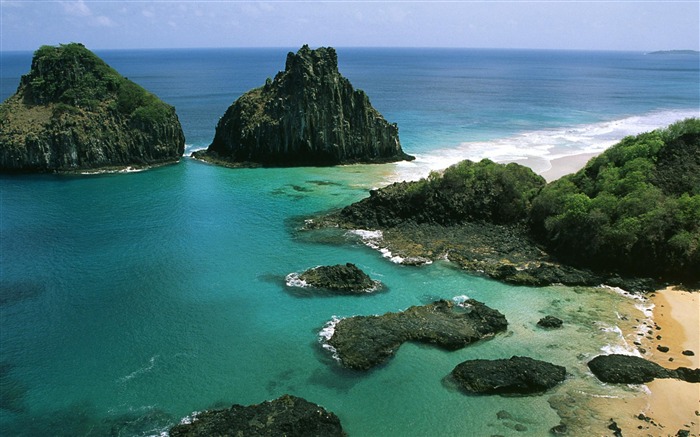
[641,287,699,434]
[589,287,700,435]
[538,152,600,182]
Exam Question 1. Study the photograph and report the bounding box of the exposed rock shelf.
[322,299,507,370]
[0,43,185,173]
[193,45,414,167]
[291,263,380,293]
[587,354,700,384]
[451,356,567,395]
[169,395,345,437]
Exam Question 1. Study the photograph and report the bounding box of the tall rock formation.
[194,45,413,167]
[0,43,185,173]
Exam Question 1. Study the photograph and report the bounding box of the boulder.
[451,356,567,395]
[194,45,413,167]
[537,315,563,329]
[587,354,700,384]
[169,394,345,437]
[297,263,378,293]
[323,299,507,370]
[0,43,184,173]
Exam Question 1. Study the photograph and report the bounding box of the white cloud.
[61,0,91,17]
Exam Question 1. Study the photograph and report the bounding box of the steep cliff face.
[0,43,185,173]
[196,45,413,167]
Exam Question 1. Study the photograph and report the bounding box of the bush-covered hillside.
[22,43,172,123]
[339,159,546,228]
[0,43,184,172]
[530,118,700,281]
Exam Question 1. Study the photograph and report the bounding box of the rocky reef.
[0,43,184,173]
[450,356,567,395]
[322,299,507,370]
[293,263,379,293]
[169,394,345,437]
[587,354,700,384]
[193,45,413,167]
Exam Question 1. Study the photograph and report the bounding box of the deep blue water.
[0,48,698,436]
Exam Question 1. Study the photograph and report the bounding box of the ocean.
[0,48,698,436]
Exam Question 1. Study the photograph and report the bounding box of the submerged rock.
[297,263,379,293]
[194,45,413,167]
[451,356,567,395]
[0,43,184,173]
[323,299,507,370]
[537,315,563,329]
[169,394,345,437]
[587,354,700,384]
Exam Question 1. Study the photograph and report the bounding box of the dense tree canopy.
[339,159,546,228]
[530,118,700,281]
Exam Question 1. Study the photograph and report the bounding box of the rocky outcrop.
[587,354,700,384]
[169,394,345,437]
[322,299,507,370]
[451,356,567,395]
[0,43,184,173]
[537,315,563,329]
[193,45,413,167]
[295,263,379,293]
[308,158,659,292]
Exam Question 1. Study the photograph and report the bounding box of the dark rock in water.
[324,299,507,370]
[0,43,185,173]
[656,345,670,353]
[194,45,413,167]
[550,423,568,434]
[682,350,695,356]
[537,315,563,329]
[451,356,566,395]
[297,263,378,293]
[587,354,700,384]
[169,394,345,437]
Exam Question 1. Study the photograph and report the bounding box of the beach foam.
[388,109,699,183]
[318,316,342,361]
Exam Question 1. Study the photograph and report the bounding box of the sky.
[1,1,699,52]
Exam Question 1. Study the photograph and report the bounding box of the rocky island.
[288,263,380,294]
[169,395,345,437]
[0,43,184,173]
[321,299,507,370]
[193,45,414,167]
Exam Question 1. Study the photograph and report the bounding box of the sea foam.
[318,316,342,361]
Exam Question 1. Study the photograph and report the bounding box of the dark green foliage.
[21,43,172,125]
[340,159,546,227]
[530,118,700,282]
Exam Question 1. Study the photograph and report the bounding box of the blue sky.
[1,1,698,52]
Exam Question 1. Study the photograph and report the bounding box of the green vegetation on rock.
[530,118,700,282]
[0,43,184,172]
[313,119,699,288]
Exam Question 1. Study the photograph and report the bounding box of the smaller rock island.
[290,263,380,294]
[193,45,414,167]
[0,43,185,173]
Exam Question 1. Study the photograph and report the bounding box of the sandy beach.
[593,287,700,436]
[640,287,699,435]
[539,152,601,182]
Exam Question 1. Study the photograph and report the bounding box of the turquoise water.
[1,49,698,436]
